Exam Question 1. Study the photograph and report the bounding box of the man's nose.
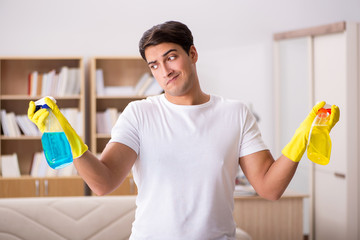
[162,64,173,78]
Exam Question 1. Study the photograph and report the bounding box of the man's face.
[145,42,198,98]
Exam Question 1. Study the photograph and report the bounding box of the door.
[313,31,348,239]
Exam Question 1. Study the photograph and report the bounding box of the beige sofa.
[0,196,251,240]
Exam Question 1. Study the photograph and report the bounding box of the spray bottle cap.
[35,96,56,111]
[318,108,331,115]
[319,103,332,115]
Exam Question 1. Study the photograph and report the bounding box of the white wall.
[1,0,359,151]
[1,0,360,236]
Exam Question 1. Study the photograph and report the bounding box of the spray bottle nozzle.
[34,96,56,112]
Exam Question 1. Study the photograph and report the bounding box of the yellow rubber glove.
[282,101,340,162]
[28,97,88,159]
[28,102,49,133]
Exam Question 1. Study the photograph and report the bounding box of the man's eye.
[168,56,176,61]
[150,64,158,70]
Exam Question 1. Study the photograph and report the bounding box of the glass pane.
[278,37,310,150]
[276,37,311,235]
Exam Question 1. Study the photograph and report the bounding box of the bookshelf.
[0,57,86,197]
[90,57,152,195]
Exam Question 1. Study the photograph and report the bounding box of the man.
[28,21,339,239]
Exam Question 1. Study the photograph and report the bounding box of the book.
[104,108,119,133]
[49,70,57,96]
[30,152,42,177]
[41,72,48,96]
[1,153,21,177]
[15,115,30,136]
[2,111,40,137]
[96,108,120,134]
[1,109,9,136]
[96,112,106,134]
[65,68,80,95]
[30,152,57,177]
[57,66,69,96]
[136,76,154,96]
[30,71,38,96]
[1,110,21,137]
[30,67,80,97]
[23,115,41,136]
[28,72,31,96]
[7,112,21,137]
[61,108,83,136]
[134,72,150,93]
[37,153,49,177]
[145,78,163,95]
[96,69,105,96]
[36,74,43,96]
[107,108,119,127]
[73,68,81,95]
[15,115,41,136]
[40,69,56,96]
[76,110,83,137]
[104,86,135,96]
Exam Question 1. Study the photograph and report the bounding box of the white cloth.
[110,94,267,240]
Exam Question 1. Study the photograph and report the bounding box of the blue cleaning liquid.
[42,132,73,169]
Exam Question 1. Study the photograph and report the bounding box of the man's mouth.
[166,74,179,85]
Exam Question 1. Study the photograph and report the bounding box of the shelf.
[0,136,41,140]
[0,95,82,100]
[95,95,146,100]
[96,134,111,139]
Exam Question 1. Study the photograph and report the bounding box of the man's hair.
[139,21,194,61]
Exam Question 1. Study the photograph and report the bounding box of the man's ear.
[189,45,198,63]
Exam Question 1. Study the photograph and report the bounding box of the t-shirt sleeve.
[239,105,268,157]
[109,102,140,154]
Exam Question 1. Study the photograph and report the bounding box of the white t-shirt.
[110,94,268,240]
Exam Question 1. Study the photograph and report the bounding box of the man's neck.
[164,91,210,106]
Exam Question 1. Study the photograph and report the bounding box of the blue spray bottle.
[35,96,73,169]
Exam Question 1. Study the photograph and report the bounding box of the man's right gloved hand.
[28,97,88,159]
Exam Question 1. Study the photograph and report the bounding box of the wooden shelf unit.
[90,56,150,195]
[0,57,86,197]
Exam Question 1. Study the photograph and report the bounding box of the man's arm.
[240,102,340,201]
[74,142,137,196]
[239,151,297,201]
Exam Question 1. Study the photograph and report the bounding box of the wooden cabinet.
[274,22,360,240]
[233,191,306,240]
[90,57,151,195]
[0,57,86,197]
[0,177,84,198]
